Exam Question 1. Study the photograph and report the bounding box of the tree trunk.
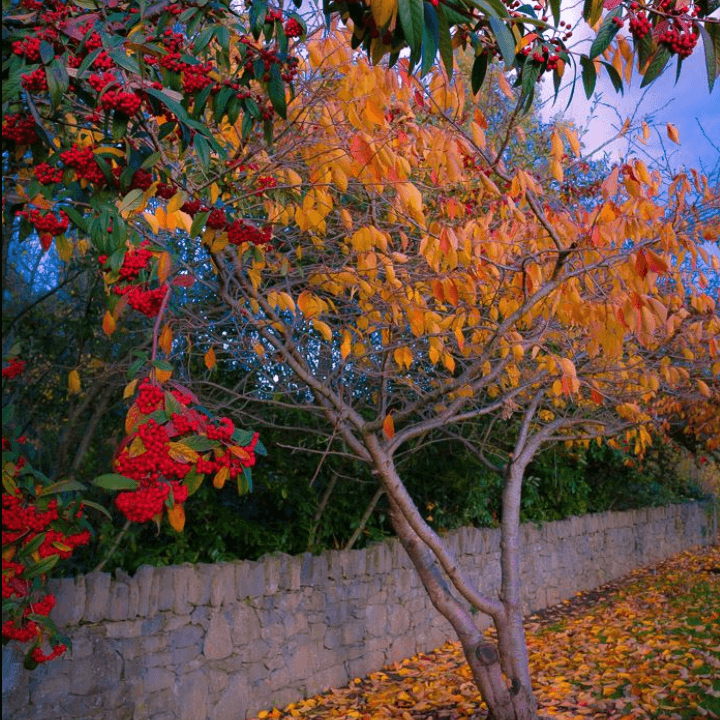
[381,474,539,720]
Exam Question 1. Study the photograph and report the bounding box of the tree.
[2,0,718,718]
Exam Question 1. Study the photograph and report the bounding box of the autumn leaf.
[667,123,680,144]
[67,369,81,395]
[204,347,216,370]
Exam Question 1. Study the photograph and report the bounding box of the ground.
[249,546,720,720]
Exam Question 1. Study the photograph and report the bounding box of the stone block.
[174,669,209,720]
[187,564,213,606]
[300,552,315,586]
[230,602,261,646]
[366,543,391,575]
[134,565,156,617]
[156,567,176,612]
[388,605,411,635]
[170,623,204,650]
[309,664,349,693]
[236,560,265,599]
[365,604,387,637]
[105,619,144,639]
[213,563,237,607]
[173,564,194,615]
[144,666,175,693]
[49,575,85,628]
[203,611,233,660]
[84,572,112,622]
[108,581,130,621]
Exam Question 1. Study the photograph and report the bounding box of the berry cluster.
[100,90,143,116]
[2,115,38,145]
[658,24,699,58]
[252,175,278,195]
[117,241,154,281]
[2,358,26,379]
[628,11,651,40]
[2,434,90,664]
[284,19,303,38]
[111,377,259,523]
[34,162,64,185]
[60,145,106,185]
[21,67,49,92]
[227,218,273,246]
[16,208,69,251]
[124,284,169,318]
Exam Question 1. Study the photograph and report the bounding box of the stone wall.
[3,501,714,720]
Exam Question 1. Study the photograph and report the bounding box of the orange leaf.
[157,251,172,284]
[159,325,173,355]
[204,347,216,370]
[167,503,185,532]
[67,369,81,395]
[102,311,116,336]
[213,466,230,489]
[383,414,395,439]
[666,123,680,144]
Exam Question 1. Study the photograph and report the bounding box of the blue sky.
[538,18,719,180]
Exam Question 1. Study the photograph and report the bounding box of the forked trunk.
[385,494,538,720]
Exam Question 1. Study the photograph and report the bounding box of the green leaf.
[549,0,561,27]
[267,62,287,119]
[118,189,144,214]
[190,210,210,238]
[398,0,424,56]
[471,53,489,95]
[194,134,210,168]
[181,435,220,452]
[143,87,190,123]
[152,359,173,372]
[589,9,622,60]
[700,22,720,94]
[107,48,140,74]
[421,2,440,77]
[489,16,515,67]
[183,468,205,497]
[600,61,624,94]
[640,45,671,87]
[93,474,140,491]
[37,480,86,496]
[580,56,597,98]
[77,499,112,519]
[17,533,47,560]
[63,206,88,233]
[583,0,604,26]
[436,5,454,79]
[47,61,69,109]
[39,41,56,65]
[231,428,257,446]
[23,554,60,579]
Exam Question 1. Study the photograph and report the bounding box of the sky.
[538,11,719,179]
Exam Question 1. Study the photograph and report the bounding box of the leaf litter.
[249,547,719,720]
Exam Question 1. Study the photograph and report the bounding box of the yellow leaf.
[156,251,172,284]
[641,121,650,144]
[697,379,711,398]
[168,442,200,463]
[153,367,172,383]
[666,123,680,144]
[340,331,352,360]
[550,158,564,183]
[312,319,333,342]
[550,129,563,160]
[144,211,160,234]
[159,325,173,355]
[204,347,217,370]
[383,413,395,439]
[102,311,116,336]
[370,0,397,28]
[68,369,81,395]
[213,465,230,489]
[167,191,185,214]
[123,379,138,400]
[563,126,581,157]
[167,504,185,532]
[209,183,221,205]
